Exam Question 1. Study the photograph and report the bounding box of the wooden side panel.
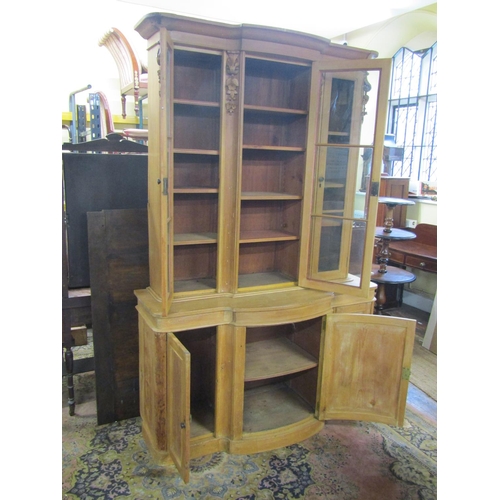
[167,333,191,483]
[87,208,149,424]
[318,313,415,426]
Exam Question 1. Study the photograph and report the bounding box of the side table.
[370,264,416,314]
[372,197,416,313]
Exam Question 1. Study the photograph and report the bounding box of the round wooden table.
[370,264,416,314]
[378,196,415,234]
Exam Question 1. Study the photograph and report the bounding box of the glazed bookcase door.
[167,333,191,483]
[300,59,392,297]
[316,313,416,426]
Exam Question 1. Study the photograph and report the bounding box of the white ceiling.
[120,0,436,39]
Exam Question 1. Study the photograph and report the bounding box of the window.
[386,43,437,183]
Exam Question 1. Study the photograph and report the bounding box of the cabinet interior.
[237,57,310,290]
[243,318,321,432]
[171,49,222,294]
[175,327,217,438]
[173,50,222,103]
[244,57,310,110]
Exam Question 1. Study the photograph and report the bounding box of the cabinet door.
[317,313,415,426]
[300,59,392,297]
[167,332,191,483]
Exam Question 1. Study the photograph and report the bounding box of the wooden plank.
[245,337,317,382]
[87,208,149,424]
[63,152,147,288]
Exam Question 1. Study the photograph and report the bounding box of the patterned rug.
[62,372,436,499]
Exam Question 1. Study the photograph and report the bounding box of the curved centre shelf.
[241,192,301,200]
[175,188,219,194]
[244,104,308,115]
[174,233,218,245]
[239,230,298,243]
[245,337,317,382]
[174,99,219,108]
[243,383,314,433]
[243,145,305,152]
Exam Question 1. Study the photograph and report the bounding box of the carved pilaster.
[225,51,240,114]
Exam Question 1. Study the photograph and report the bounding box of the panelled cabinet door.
[167,333,191,483]
[300,58,392,297]
[317,313,415,426]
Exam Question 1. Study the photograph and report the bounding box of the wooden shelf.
[243,383,313,433]
[190,406,214,438]
[174,99,219,107]
[238,272,296,289]
[244,104,308,115]
[243,145,305,152]
[241,192,301,200]
[245,337,317,382]
[174,149,219,156]
[174,233,217,245]
[174,278,216,293]
[240,230,298,243]
[174,188,218,194]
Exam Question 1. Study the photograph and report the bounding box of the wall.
[60,0,153,123]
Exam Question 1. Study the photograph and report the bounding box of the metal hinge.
[370,181,379,197]
[402,367,411,381]
[163,177,168,195]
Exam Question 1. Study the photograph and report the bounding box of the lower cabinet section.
[137,288,415,482]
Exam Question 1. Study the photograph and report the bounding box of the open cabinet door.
[317,313,415,426]
[299,58,392,298]
[167,333,191,483]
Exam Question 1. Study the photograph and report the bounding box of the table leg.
[374,283,387,315]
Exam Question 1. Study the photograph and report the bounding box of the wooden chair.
[95,91,148,144]
[98,27,148,119]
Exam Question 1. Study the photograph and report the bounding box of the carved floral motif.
[225,51,240,114]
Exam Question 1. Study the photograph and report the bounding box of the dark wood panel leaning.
[63,152,148,288]
[87,208,149,424]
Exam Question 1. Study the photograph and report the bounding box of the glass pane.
[310,144,372,280]
[316,146,372,220]
[314,144,373,223]
[310,217,367,279]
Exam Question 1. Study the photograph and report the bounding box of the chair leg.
[121,95,127,119]
[64,347,75,416]
[134,89,140,117]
